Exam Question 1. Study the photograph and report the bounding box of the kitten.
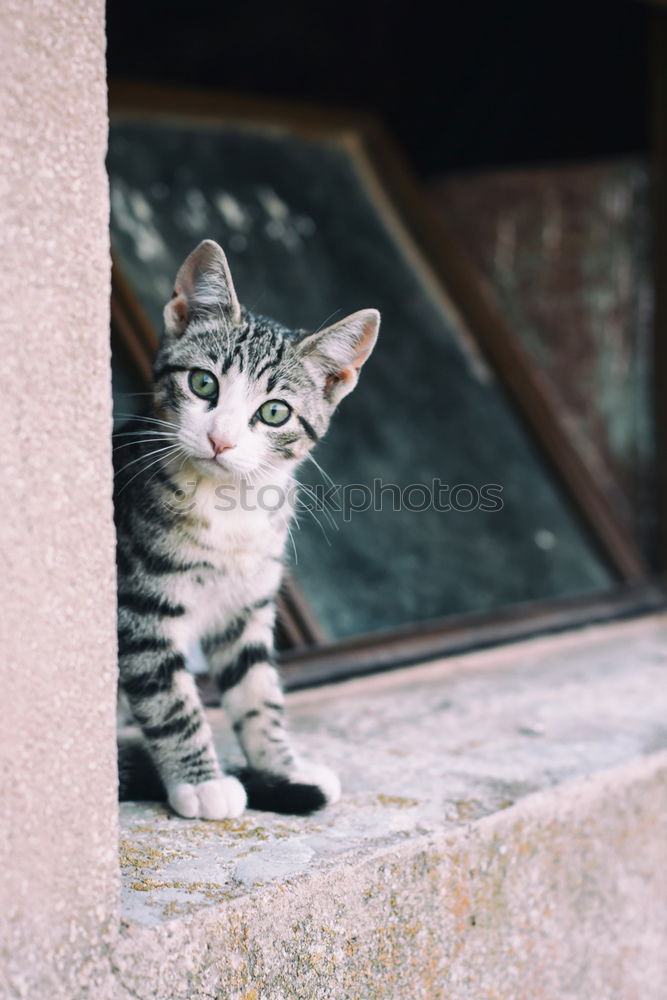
[115,239,379,819]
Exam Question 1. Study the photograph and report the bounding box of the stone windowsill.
[113,614,667,999]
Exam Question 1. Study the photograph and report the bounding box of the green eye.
[188,370,219,400]
[258,399,291,427]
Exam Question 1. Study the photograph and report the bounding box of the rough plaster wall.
[0,3,118,998]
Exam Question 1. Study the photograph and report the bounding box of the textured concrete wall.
[114,753,667,1000]
[0,3,118,998]
[113,617,667,999]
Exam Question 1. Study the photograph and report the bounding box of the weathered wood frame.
[109,80,664,688]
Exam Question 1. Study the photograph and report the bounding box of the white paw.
[292,762,341,804]
[168,776,247,820]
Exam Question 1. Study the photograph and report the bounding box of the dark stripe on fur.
[251,596,274,610]
[202,615,248,655]
[121,652,185,697]
[297,414,319,442]
[217,643,269,694]
[118,590,186,618]
[132,536,215,576]
[118,634,172,657]
[254,359,274,382]
[142,711,201,742]
[179,745,211,767]
[232,708,260,734]
[162,698,186,721]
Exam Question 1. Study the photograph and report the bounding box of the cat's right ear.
[163,240,241,336]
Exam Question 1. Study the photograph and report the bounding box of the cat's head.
[153,239,379,481]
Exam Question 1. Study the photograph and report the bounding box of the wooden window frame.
[109,80,664,688]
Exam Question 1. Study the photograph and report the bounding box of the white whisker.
[312,307,342,335]
[297,483,338,532]
[112,428,177,438]
[114,413,175,429]
[113,435,177,452]
[117,445,184,496]
[114,443,181,479]
[306,453,337,490]
[295,496,332,544]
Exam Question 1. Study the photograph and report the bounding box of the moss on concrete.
[112,617,667,997]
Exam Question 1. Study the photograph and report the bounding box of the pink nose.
[208,433,237,456]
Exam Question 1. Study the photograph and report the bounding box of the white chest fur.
[163,475,289,651]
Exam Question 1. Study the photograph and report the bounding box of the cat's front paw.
[291,762,341,804]
[167,776,247,820]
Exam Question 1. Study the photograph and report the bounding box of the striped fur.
[115,240,379,818]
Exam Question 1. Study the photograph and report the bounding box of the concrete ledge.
[114,616,667,999]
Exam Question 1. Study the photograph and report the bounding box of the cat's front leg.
[118,626,246,819]
[203,606,341,806]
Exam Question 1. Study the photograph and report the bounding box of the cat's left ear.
[297,309,380,404]
[163,239,241,336]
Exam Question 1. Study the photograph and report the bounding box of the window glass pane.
[109,119,615,641]
[433,161,655,561]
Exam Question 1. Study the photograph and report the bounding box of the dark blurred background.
[107,0,661,569]
[107,0,650,177]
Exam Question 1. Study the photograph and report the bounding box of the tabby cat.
[115,239,379,819]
